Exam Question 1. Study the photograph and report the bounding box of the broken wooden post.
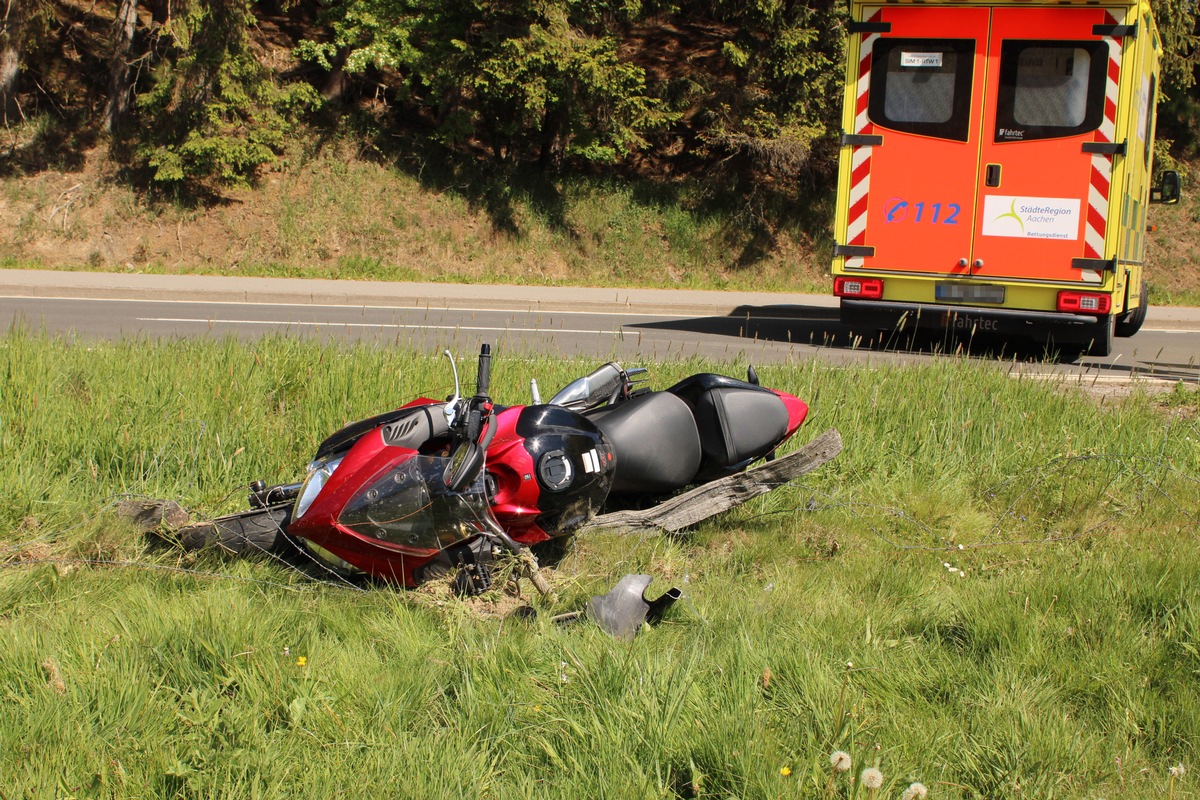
[579,427,843,535]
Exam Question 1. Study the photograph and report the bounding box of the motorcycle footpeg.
[248,480,302,509]
[586,575,681,641]
[452,562,493,597]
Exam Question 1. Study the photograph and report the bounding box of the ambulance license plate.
[936,283,1005,304]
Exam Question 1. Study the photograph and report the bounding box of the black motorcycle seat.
[586,391,702,494]
[667,373,787,470]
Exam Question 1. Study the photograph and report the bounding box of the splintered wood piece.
[579,427,843,535]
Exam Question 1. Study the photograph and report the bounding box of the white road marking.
[0,294,830,322]
[136,317,627,336]
[2,293,687,319]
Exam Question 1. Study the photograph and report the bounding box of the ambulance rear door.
[845,4,1126,289]
[972,7,1126,286]
[843,6,990,277]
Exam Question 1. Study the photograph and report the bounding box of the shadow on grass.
[0,112,100,178]
[320,113,840,261]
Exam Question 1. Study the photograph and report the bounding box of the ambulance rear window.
[995,40,1108,142]
[868,38,975,141]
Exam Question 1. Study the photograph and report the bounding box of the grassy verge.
[2,330,1199,798]
[0,137,831,294]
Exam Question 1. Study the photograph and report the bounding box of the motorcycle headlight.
[293,456,342,521]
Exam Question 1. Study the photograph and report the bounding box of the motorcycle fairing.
[289,422,481,584]
[338,455,491,554]
[312,398,444,461]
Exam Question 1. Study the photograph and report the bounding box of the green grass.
[2,329,1198,798]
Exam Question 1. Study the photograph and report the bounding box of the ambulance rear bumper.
[840,299,1100,337]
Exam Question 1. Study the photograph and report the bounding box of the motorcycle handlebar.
[476,343,492,398]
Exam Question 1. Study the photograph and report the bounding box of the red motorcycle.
[180,345,808,598]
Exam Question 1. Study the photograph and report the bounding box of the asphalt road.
[2,269,1198,385]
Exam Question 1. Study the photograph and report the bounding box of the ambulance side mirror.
[1150,170,1181,205]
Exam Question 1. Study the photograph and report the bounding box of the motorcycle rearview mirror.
[442,349,462,426]
[444,440,484,492]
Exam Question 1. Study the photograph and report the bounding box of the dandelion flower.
[780,766,792,777]
[861,767,884,790]
[903,782,929,800]
[296,656,307,666]
[830,751,852,773]
[1170,763,1187,778]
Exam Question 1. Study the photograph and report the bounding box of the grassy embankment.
[0,140,829,294]
[2,330,1199,798]
[4,140,1199,304]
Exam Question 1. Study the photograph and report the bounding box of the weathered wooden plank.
[579,427,843,535]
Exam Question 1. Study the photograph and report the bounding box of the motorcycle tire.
[177,504,294,555]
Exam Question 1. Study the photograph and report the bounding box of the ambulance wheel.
[1086,315,1115,357]
[1115,281,1148,337]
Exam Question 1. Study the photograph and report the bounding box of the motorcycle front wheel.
[177,504,294,555]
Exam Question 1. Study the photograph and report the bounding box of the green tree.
[0,0,52,124]
[1154,0,1200,157]
[132,0,319,189]
[103,0,142,133]
[689,0,845,180]
[298,0,671,166]
[1156,0,1200,95]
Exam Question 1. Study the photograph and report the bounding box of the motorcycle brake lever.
[442,349,462,427]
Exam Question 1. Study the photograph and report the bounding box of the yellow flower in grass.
[297,656,307,666]
[780,766,792,777]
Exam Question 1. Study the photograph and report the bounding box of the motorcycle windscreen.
[337,455,492,555]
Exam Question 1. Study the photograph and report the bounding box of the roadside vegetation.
[2,329,1198,797]
[2,0,1200,300]
[0,144,832,292]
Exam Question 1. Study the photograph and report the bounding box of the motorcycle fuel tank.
[486,405,615,543]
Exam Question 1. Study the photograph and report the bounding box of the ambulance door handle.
[985,164,1001,187]
[958,258,969,268]
[973,259,984,269]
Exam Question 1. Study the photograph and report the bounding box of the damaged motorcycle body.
[179,346,809,633]
[586,575,683,641]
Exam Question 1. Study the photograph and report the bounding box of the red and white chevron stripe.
[1082,11,1122,282]
[845,10,883,269]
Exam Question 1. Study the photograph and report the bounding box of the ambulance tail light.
[1057,291,1112,315]
[834,277,884,300]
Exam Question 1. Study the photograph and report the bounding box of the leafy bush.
[133,0,321,189]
